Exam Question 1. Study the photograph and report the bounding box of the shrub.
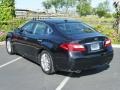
[104,13,112,18]
[0,19,26,41]
[95,25,120,44]
[96,10,106,18]
[0,34,6,42]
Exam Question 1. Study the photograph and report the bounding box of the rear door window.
[33,22,53,35]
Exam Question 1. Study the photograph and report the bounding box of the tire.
[38,50,55,74]
[6,38,14,55]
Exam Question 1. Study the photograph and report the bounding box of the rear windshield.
[57,22,96,35]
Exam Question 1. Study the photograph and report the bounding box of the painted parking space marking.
[56,73,72,90]
[0,57,22,69]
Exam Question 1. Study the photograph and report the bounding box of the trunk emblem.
[94,38,98,41]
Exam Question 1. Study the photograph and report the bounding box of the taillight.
[104,39,111,47]
[60,43,86,52]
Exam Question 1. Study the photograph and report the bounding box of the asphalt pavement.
[0,46,120,90]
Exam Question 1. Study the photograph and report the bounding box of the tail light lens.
[60,43,86,52]
[104,39,111,47]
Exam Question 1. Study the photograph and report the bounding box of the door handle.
[23,37,28,40]
[37,39,42,42]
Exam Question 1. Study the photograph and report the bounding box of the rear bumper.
[69,52,113,71]
[55,51,113,72]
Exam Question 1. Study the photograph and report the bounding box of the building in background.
[15,9,46,19]
[15,9,29,18]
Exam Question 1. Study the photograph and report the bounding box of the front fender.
[6,32,13,40]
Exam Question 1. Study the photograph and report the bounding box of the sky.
[15,0,115,12]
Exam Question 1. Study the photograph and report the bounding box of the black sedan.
[6,18,113,74]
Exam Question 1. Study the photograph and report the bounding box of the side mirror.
[14,27,23,33]
[18,28,23,32]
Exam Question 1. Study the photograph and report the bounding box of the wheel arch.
[36,45,55,65]
[6,32,13,41]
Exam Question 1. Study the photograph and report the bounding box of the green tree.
[96,10,106,18]
[62,0,76,13]
[50,0,62,13]
[43,0,76,14]
[95,0,110,17]
[0,0,15,21]
[42,0,52,13]
[76,0,92,16]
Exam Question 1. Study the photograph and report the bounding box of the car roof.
[32,18,82,24]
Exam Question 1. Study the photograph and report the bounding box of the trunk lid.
[66,32,107,54]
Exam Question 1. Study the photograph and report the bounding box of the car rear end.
[54,21,113,72]
[59,36,113,72]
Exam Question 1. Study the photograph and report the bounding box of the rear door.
[31,22,53,57]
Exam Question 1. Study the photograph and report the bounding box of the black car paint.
[6,19,113,72]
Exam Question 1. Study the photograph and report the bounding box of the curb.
[0,41,5,46]
[0,41,120,48]
[112,44,120,48]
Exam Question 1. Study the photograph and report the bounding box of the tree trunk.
[113,0,120,34]
[118,19,120,34]
[55,9,57,14]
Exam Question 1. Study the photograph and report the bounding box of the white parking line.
[0,57,22,69]
[56,77,70,90]
[56,73,72,90]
